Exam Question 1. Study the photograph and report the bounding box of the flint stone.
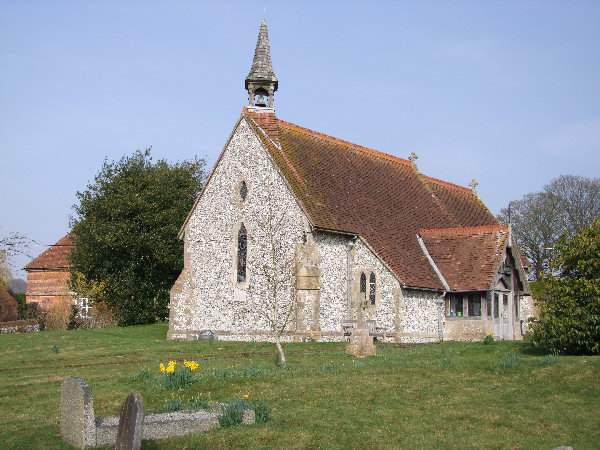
[116,393,145,450]
[60,376,96,449]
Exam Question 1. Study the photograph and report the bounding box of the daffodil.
[160,363,165,372]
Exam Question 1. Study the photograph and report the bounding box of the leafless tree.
[498,175,600,279]
[247,204,300,366]
[0,231,34,259]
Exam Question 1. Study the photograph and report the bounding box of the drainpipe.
[346,236,357,320]
[438,292,446,342]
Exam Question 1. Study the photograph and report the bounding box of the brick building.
[167,20,533,343]
[25,234,75,309]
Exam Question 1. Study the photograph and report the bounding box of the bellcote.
[245,19,278,110]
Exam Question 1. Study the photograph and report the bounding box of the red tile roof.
[419,225,508,291]
[24,234,74,271]
[244,110,499,289]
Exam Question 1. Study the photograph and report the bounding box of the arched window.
[369,272,376,305]
[360,272,366,302]
[237,223,247,283]
[240,181,248,202]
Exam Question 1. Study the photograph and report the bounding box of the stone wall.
[399,289,442,343]
[519,294,535,334]
[168,117,308,341]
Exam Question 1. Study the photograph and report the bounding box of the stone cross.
[60,376,96,449]
[408,152,419,165]
[469,179,479,194]
[116,393,145,450]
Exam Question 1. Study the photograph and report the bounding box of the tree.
[498,175,600,280]
[529,218,600,355]
[246,205,299,366]
[70,149,206,325]
[0,250,12,291]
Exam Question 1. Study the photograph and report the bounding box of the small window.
[514,294,519,319]
[450,295,463,316]
[359,272,366,302]
[369,273,376,306]
[468,293,481,316]
[240,181,248,202]
[493,293,499,319]
[486,294,492,318]
[237,223,247,283]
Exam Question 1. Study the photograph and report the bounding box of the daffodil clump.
[184,360,199,371]
[159,359,198,390]
[483,332,495,345]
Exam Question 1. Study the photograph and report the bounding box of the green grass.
[1,324,599,449]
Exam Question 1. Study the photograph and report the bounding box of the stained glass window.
[369,273,376,305]
[237,223,247,283]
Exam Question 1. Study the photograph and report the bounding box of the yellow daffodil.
[159,363,165,372]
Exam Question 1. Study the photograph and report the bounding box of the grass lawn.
[1,323,599,449]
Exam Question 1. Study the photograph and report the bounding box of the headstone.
[61,376,97,449]
[198,329,215,341]
[346,298,377,357]
[346,328,377,357]
[116,393,145,450]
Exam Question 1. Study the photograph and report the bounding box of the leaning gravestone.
[60,376,96,449]
[116,393,145,450]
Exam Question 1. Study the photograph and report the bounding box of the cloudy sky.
[1,0,599,280]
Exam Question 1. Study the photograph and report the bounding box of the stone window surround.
[355,267,379,310]
[233,220,249,289]
[235,178,249,208]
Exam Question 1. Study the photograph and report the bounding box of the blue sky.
[1,0,599,280]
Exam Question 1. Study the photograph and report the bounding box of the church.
[167,20,533,343]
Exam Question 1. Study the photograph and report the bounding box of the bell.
[255,95,267,107]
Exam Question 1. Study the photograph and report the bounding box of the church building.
[167,20,533,343]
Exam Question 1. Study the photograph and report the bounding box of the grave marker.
[116,393,145,450]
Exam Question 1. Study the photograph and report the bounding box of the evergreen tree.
[530,218,600,355]
[70,149,206,325]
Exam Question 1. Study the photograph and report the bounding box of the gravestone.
[346,298,377,358]
[198,329,215,341]
[60,376,96,449]
[116,393,145,450]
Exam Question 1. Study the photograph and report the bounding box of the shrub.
[187,395,210,410]
[44,299,72,330]
[218,399,246,427]
[161,361,193,390]
[163,398,183,412]
[530,219,600,355]
[483,332,495,344]
[500,352,520,370]
[250,400,271,423]
[131,369,152,381]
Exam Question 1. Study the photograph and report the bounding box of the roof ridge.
[243,113,306,188]
[277,119,413,168]
[420,224,508,235]
[423,175,471,193]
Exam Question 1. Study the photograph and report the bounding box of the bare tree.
[247,205,300,366]
[0,231,34,259]
[498,175,600,280]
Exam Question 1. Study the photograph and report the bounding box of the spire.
[245,19,278,109]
